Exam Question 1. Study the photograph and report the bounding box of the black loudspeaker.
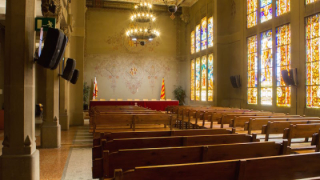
[61,58,76,81]
[281,68,297,86]
[37,28,66,69]
[230,75,241,88]
[50,35,68,70]
[70,69,79,84]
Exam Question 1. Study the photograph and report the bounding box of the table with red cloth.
[90,100,179,111]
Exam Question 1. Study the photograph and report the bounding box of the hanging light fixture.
[126,0,160,45]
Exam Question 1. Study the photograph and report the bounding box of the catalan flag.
[160,78,165,100]
[93,77,98,100]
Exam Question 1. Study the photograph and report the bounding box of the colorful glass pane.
[261,30,273,105]
[201,17,207,51]
[306,0,320,4]
[191,31,195,54]
[260,0,272,23]
[208,54,214,101]
[247,0,257,28]
[208,17,214,48]
[191,60,195,101]
[247,35,258,104]
[196,58,201,101]
[201,56,207,101]
[306,14,320,108]
[276,0,290,16]
[276,24,291,107]
[196,25,200,53]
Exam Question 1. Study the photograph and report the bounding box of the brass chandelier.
[126,0,160,44]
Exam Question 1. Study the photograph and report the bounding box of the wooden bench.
[263,120,320,141]
[99,134,258,153]
[283,123,320,146]
[246,117,320,134]
[93,114,174,132]
[95,141,288,178]
[93,128,236,146]
[230,115,301,128]
[113,152,320,180]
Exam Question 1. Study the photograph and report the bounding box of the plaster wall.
[84,8,182,100]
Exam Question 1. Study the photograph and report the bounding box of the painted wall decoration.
[208,17,214,48]
[208,54,214,101]
[261,30,273,105]
[260,0,272,23]
[276,0,290,17]
[247,35,258,104]
[201,17,207,51]
[276,24,291,107]
[196,57,201,101]
[306,14,320,108]
[247,0,257,28]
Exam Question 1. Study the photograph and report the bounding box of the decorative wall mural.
[123,59,144,94]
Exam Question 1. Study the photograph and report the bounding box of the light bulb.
[142,13,144,16]
[130,29,133,33]
[150,14,153,17]
[147,13,149,17]
[138,13,140,16]
[135,29,137,32]
[152,17,156,21]
[144,28,147,32]
[134,14,136,17]
[140,28,142,32]
[134,5,138,8]
[144,2,147,6]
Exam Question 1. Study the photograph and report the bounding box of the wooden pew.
[99,141,288,178]
[219,112,283,128]
[113,152,320,180]
[93,128,236,146]
[230,115,301,128]
[263,120,320,141]
[311,129,320,152]
[93,114,174,132]
[246,117,320,134]
[100,134,258,153]
[283,123,320,146]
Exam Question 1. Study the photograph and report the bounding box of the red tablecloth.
[90,100,179,111]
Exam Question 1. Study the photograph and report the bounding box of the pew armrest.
[261,125,267,134]
[244,122,249,131]
[283,128,290,139]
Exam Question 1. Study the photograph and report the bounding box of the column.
[0,0,40,179]
[40,66,61,148]
[60,41,70,131]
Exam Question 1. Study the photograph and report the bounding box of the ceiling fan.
[163,0,186,19]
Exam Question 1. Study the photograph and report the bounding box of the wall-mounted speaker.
[70,69,79,84]
[37,28,67,70]
[61,58,76,81]
[230,75,241,88]
[281,68,297,86]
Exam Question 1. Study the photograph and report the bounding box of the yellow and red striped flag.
[160,78,165,100]
[93,77,98,100]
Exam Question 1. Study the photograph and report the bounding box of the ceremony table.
[90,100,179,111]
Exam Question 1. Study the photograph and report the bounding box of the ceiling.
[91,0,198,7]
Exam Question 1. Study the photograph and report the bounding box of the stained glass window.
[261,30,273,105]
[191,31,195,54]
[191,60,195,101]
[208,54,214,101]
[196,25,200,53]
[247,35,258,105]
[201,17,207,51]
[208,17,214,48]
[276,24,291,107]
[276,0,290,16]
[247,0,257,28]
[306,0,320,4]
[201,56,207,101]
[261,0,272,23]
[306,14,320,108]
[196,57,201,101]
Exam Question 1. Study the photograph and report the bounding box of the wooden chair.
[127,99,133,101]
[134,99,140,101]
[117,99,123,101]
[160,99,165,101]
[100,99,106,101]
[151,99,157,101]
[166,99,172,101]
[110,99,116,101]
[283,123,320,146]
[143,99,148,101]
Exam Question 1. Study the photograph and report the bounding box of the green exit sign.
[35,17,56,31]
